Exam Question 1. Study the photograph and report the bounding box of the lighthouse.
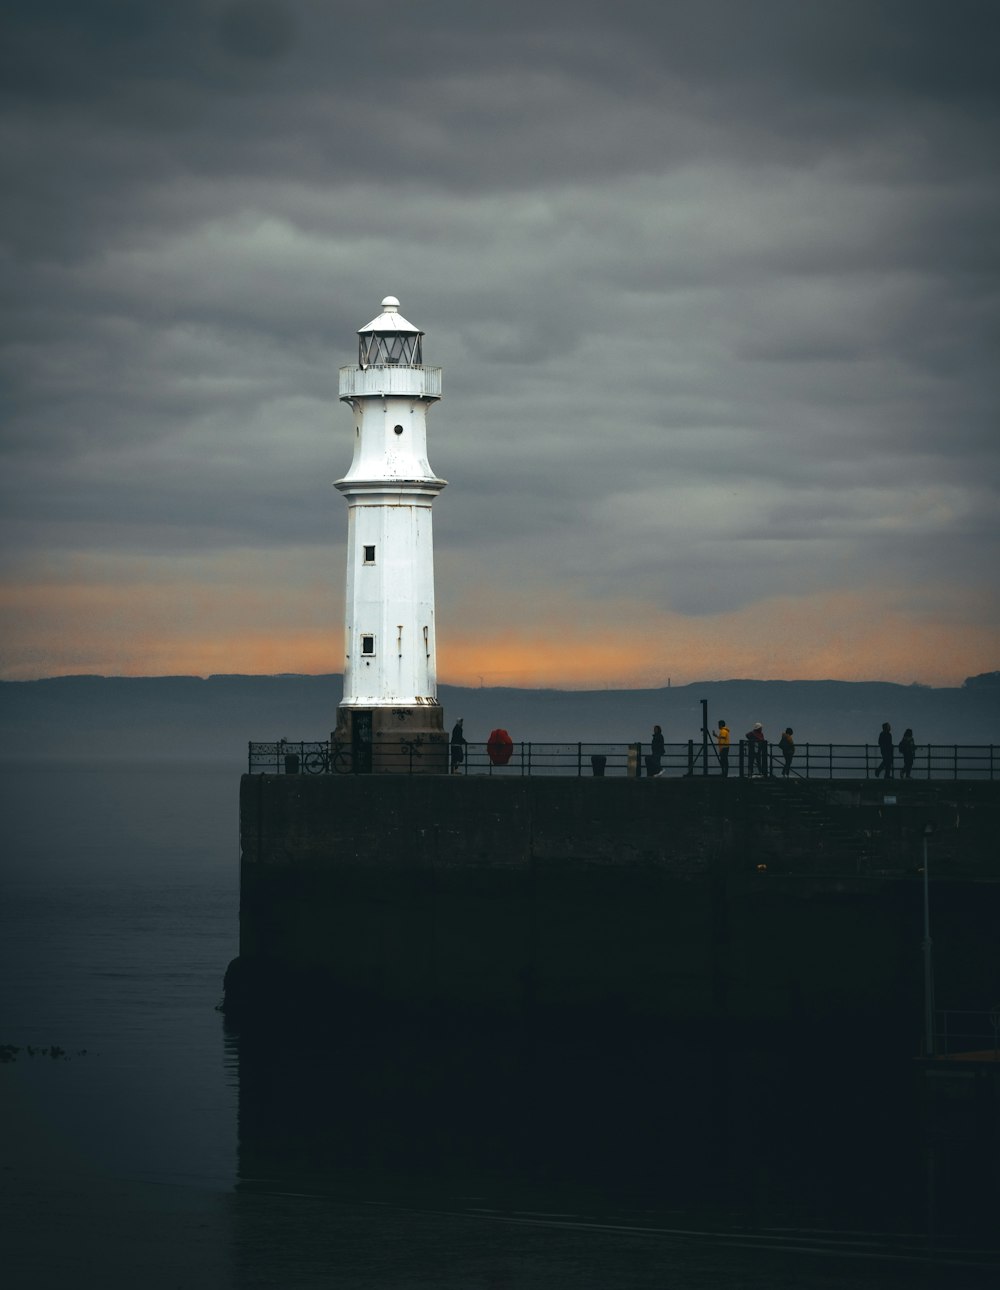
[333,296,448,773]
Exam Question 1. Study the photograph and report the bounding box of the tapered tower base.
[333,704,447,776]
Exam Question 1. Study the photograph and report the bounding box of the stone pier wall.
[225,776,1000,1034]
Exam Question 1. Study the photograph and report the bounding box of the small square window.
[361,634,375,656]
[363,545,376,564]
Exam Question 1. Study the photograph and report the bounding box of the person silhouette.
[450,718,467,773]
[875,722,894,779]
[648,724,665,776]
[899,728,916,779]
[746,723,767,778]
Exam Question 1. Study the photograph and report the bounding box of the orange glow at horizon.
[2,573,995,688]
[436,613,995,690]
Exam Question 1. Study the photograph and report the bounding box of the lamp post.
[922,823,936,1057]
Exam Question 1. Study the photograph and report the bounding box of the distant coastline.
[2,672,997,763]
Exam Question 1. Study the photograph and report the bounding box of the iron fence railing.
[934,1008,1000,1059]
[248,739,999,779]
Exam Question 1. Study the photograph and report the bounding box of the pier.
[224,776,1000,1042]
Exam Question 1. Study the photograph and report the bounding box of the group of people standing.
[645,719,797,778]
[456,715,919,779]
[650,719,918,779]
[741,721,796,778]
[722,721,796,778]
[875,722,917,779]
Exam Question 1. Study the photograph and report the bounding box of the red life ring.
[487,728,513,766]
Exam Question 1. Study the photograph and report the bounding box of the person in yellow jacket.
[717,719,730,777]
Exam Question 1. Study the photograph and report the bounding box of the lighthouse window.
[393,424,404,435]
[361,634,375,656]
[363,545,376,564]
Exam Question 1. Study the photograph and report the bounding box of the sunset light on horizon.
[2,560,993,690]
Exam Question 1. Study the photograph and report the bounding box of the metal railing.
[736,741,998,781]
[249,738,439,776]
[249,739,999,779]
[934,1008,1000,1059]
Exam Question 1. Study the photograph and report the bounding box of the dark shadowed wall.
[227,777,1000,1040]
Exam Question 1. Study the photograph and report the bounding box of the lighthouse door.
[352,711,373,774]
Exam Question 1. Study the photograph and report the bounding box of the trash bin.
[284,753,300,774]
[590,755,607,777]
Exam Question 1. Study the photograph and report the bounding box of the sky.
[1,0,998,689]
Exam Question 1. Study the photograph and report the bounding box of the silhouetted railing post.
[701,699,709,776]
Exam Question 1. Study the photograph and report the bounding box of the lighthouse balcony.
[339,365,442,401]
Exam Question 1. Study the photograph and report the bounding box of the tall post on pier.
[701,698,709,775]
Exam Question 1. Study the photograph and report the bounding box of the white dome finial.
[381,295,400,312]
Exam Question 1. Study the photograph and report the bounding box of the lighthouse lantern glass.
[359,332,423,368]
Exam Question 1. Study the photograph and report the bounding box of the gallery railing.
[248,739,998,779]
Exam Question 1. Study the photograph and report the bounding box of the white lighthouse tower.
[333,296,448,773]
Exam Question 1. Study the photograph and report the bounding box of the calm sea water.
[1,760,996,1289]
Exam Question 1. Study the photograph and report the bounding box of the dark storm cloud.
[6,3,999,242]
[1,0,998,679]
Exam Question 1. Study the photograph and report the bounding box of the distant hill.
[1,674,997,765]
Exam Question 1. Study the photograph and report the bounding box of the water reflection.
[230,1016,999,1273]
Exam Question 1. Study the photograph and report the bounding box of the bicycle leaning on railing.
[250,739,352,775]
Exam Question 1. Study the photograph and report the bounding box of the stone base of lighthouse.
[333,704,448,776]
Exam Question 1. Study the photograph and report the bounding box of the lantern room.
[357,295,424,368]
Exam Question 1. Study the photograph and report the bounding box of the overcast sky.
[2,0,998,687]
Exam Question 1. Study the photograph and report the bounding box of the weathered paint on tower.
[333,297,447,772]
